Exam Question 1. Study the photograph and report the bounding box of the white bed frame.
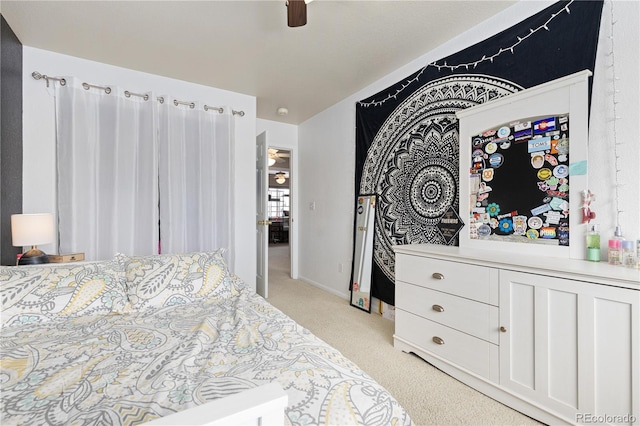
[146,383,288,426]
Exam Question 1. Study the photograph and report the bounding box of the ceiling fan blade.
[287,0,307,27]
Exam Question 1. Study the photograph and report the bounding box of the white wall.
[22,47,258,288]
[299,104,357,299]
[256,119,299,278]
[588,0,640,244]
[298,0,640,298]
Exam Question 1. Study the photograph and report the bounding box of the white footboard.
[146,383,288,426]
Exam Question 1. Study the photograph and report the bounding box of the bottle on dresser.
[586,224,601,262]
[607,226,624,265]
[621,240,636,268]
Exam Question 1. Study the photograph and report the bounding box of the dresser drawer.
[396,282,499,344]
[395,309,499,381]
[396,254,498,305]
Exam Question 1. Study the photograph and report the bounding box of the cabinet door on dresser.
[500,270,640,425]
[580,278,640,426]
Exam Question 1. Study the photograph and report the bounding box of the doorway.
[267,148,292,283]
[256,130,297,298]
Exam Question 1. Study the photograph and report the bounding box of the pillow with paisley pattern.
[117,251,239,311]
[0,259,129,328]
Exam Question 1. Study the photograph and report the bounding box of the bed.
[0,251,412,425]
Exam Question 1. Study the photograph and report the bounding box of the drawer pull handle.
[432,336,445,345]
[500,326,507,333]
[432,272,445,280]
[432,304,445,313]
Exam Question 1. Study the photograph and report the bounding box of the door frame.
[266,144,298,279]
[256,131,269,298]
[256,134,299,298]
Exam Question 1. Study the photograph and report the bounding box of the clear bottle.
[608,226,624,265]
[608,239,622,265]
[621,240,637,268]
[585,224,600,262]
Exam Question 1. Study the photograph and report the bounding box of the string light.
[359,0,574,107]
[607,0,624,230]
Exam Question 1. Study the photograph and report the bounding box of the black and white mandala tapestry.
[355,0,603,305]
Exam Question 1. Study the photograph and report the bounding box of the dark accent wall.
[0,14,23,266]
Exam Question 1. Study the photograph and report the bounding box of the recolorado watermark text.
[576,413,637,424]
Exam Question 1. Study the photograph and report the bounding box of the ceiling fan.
[268,148,289,166]
[286,0,312,28]
[274,172,288,184]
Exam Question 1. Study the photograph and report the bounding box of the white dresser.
[393,244,640,426]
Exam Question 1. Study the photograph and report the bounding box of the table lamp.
[11,213,55,265]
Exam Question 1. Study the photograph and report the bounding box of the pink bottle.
[608,239,622,265]
[608,226,624,265]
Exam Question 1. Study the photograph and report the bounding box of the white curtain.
[56,79,159,260]
[158,99,234,259]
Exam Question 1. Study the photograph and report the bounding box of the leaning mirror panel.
[350,195,376,312]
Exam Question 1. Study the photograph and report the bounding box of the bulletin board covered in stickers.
[469,115,570,246]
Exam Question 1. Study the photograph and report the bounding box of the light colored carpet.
[266,244,542,426]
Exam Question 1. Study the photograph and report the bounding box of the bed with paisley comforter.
[0,251,412,426]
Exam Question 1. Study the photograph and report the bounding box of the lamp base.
[18,249,49,265]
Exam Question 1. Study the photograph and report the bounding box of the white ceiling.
[1,0,517,125]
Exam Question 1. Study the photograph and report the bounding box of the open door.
[256,132,269,298]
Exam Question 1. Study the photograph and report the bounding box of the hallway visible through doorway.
[267,147,291,278]
[268,243,290,281]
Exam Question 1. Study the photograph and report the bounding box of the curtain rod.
[125,90,149,101]
[83,82,111,94]
[32,70,244,116]
[32,71,66,87]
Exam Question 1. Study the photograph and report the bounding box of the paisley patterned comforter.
[1,270,411,425]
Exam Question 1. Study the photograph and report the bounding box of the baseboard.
[298,275,349,300]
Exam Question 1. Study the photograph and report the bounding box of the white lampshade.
[11,213,55,247]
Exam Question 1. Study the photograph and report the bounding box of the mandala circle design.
[408,164,455,220]
[360,74,522,282]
